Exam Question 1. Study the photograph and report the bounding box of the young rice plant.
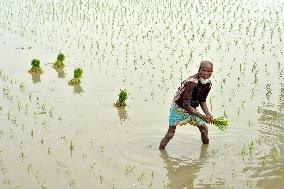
[28,59,43,74]
[68,68,83,85]
[114,89,128,107]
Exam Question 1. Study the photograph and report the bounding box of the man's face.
[199,63,213,79]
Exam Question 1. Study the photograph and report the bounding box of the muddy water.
[0,0,284,188]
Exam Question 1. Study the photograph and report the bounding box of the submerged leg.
[159,126,176,150]
[197,125,209,144]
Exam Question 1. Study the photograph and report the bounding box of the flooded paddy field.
[0,0,284,188]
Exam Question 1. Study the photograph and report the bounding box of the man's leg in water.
[159,126,176,150]
[197,124,209,144]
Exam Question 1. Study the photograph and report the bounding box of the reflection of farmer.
[160,61,214,149]
[160,145,210,189]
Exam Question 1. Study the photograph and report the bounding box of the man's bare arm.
[200,101,213,122]
[184,104,211,123]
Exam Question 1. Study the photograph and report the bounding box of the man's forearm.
[200,102,210,116]
[185,105,203,118]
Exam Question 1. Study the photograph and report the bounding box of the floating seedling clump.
[212,116,229,131]
[53,53,65,68]
[28,59,43,74]
[114,89,128,107]
[68,68,83,85]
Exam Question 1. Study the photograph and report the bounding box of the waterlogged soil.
[0,0,284,188]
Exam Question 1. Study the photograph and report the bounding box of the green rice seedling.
[29,59,43,74]
[231,169,236,178]
[19,82,25,92]
[69,178,76,187]
[20,152,25,159]
[17,101,21,112]
[100,174,104,184]
[70,141,75,152]
[58,114,63,122]
[249,141,254,152]
[100,145,104,152]
[41,184,47,189]
[249,141,254,158]
[68,68,83,85]
[49,107,53,118]
[29,93,32,102]
[148,181,153,188]
[48,147,51,155]
[28,163,32,174]
[137,172,145,182]
[125,165,135,176]
[3,177,10,185]
[114,89,128,107]
[53,53,65,68]
[212,116,228,131]
[261,156,268,166]
[279,166,284,174]
[241,146,246,160]
[223,110,227,117]
[271,148,278,161]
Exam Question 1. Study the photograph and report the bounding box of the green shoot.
[261,156,268,166]
[57,53,65,61]
[48,147,51,155]
[29,59,43,74]
[74,68,83,78]
[68,68,83,85]
[70,141,75,152]
[31,59,40,68]
[114,89,128,107]
[240,146,246,160]
[70,141,75,157]
[53,53,65,68]
[271,148,278,161]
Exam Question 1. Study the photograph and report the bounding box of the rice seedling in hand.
[212,116,228,131]
[53,53,65,68]
[68,68,83,85]
[114,89,128,107]
[28,59,43,74]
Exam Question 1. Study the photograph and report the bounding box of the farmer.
[159,61,214,150]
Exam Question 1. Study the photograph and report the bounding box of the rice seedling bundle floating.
[28,59,43,74]
[68,68,83,85]
[114,89,128,107]
[212,116,228,131]
[53,53,65,68]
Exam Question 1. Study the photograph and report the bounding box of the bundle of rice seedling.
[212,116,228,131]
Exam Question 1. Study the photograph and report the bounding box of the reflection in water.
[73,84,83,94]
[160,145,214,189]
[31,73,41,83]
[278,83,284,112]
[255,82,284,188]
[116,107,128,123]
[54,68,65,78]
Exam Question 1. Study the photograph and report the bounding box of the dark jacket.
[174,74,211,108]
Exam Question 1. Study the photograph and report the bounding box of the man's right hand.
[200,115,212,123]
